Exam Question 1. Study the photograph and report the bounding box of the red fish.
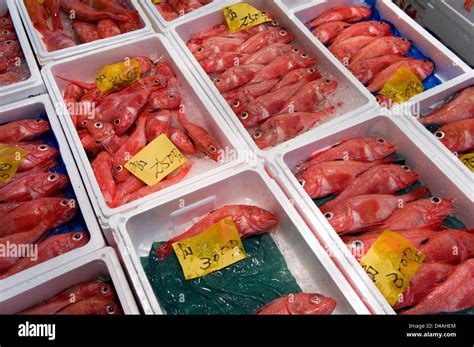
[1,142,59,173]
[343,229,435,261]
[329,35,378,65]
[0,172,68,203]
[225,79,280,115]
[191,37,245,61]
[0,119,49,143]
[146,109,172,143]
[323,187,430,235]
[200,52,250,74]
[155,3,179,21]
[419,229,474,265]
[110,175,145,208]
[122,161,193,205]
[19,281,117,314]
[0,197,77,237]
[272,67,321,91]
[73,21,100,43]
[401,259,474,315]
[351,37,412,64]
[256,293,337,315]
[250,51,317,84]
[214,64,263,93]
[156,205,279,259]
[237,28,295,54]
[0,13,14,30]
[113,88,154,135]
[279,79,338,114]
[296,159,390,199]
[244,43,295,65]
[323,164,419,210]
[56,296,122,315]
[60,0,130,22]
[332,21,391,46]
[0,29,17,42]
[86,122,115,147]
[148,81,183,110]
[112,111,148,183]
[0,231,89,280]
[394,262,455,310]
[239,80,308,128]
[0,40,21,61]
[168,127,197,156]
[307,6,372,28]
[349,55,408,85]
[92,151,116,207]
[0,202,24,219]
[434,118,474,154]
[24,0,50,33]
[42,30,76,52]
[420,87,474,125]
[44,0,63,30]
[177,112,221,161]
[368,59,434,93]
[373,197,454,232]
[299,137,397,171]
[312,21,351,45]
[91,0,139,23]
[253,108,335,149]
[118,20,139,34]
[97,19,122,39]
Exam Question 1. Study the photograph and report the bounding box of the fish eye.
[168,95,175,100]
[47,174,57,182]
[279,30,287,36]
[60,200,69,206]
[1,19,6,24]
[101,286,110,294]
[253,130,263,139]
[301,53,308,58]
[5,40,12,45]
[38,145,48,151]
[94,122,103,129]
[106,305,116,314]
[298,179,306,187]
[324,212,334,220]
[153,79,161,85]
[402,165,411,172]
[73,232,83,241]
[214,78,221,84]
[292,48,300,53]
[116,165,123,172]
[431,197,442,204]
[86,150,95,156]
[352,240,363,249]
[95,140,101,145]
[402,38,408,42]
[197,47,204,53]
[114,119,121,125]
[377,138,386,144]
[307,68,315,73]
[208,145,217,153]
[435,131,445,139]
[35,118,42,123]
[81,120,88,126]
[325,79,331,84]
[272,20,279,26]
[2,30,9,35]
[232,100,240,108]
[379,21,385,24]
[311,296,322,304]
[240,112,249,120]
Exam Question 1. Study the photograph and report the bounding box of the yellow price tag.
[172,217,247,280]
[359,231,426,306]
[38,0,45,4]
[124,134,187,186]
[379,66,424,103]
[223,3,272,33]
[460,153,474,172]
[0,146,28,183]
[152,0,162,3]
[95,58,141,94]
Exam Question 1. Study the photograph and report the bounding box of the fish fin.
[400,186,431,203]
[356,200,386,227]
[155,242,173,260]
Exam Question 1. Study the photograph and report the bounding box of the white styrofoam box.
[0,247,139,314]
[291,0,472,102]
[170,0,377,159]
[140,0,223,33]
[0,95,105,292]
[111,164,376,314]
[15,0,154,65]
[0,0,45,106]
[266,111,474,314]
[276,0,314,10]
[396,71,474,187]
[42,34,249,240]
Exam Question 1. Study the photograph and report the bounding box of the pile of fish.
[0,11,31,87]
[420,86,474,156]
[18,280,123,314]
[156,204,337,315]
[295,136,473,314]
[60,56,221,208]
[308,5,434,97]
[154,0,213,21]
[186,17,339,149]
[24,0,142,52]
[0,118,89,280]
